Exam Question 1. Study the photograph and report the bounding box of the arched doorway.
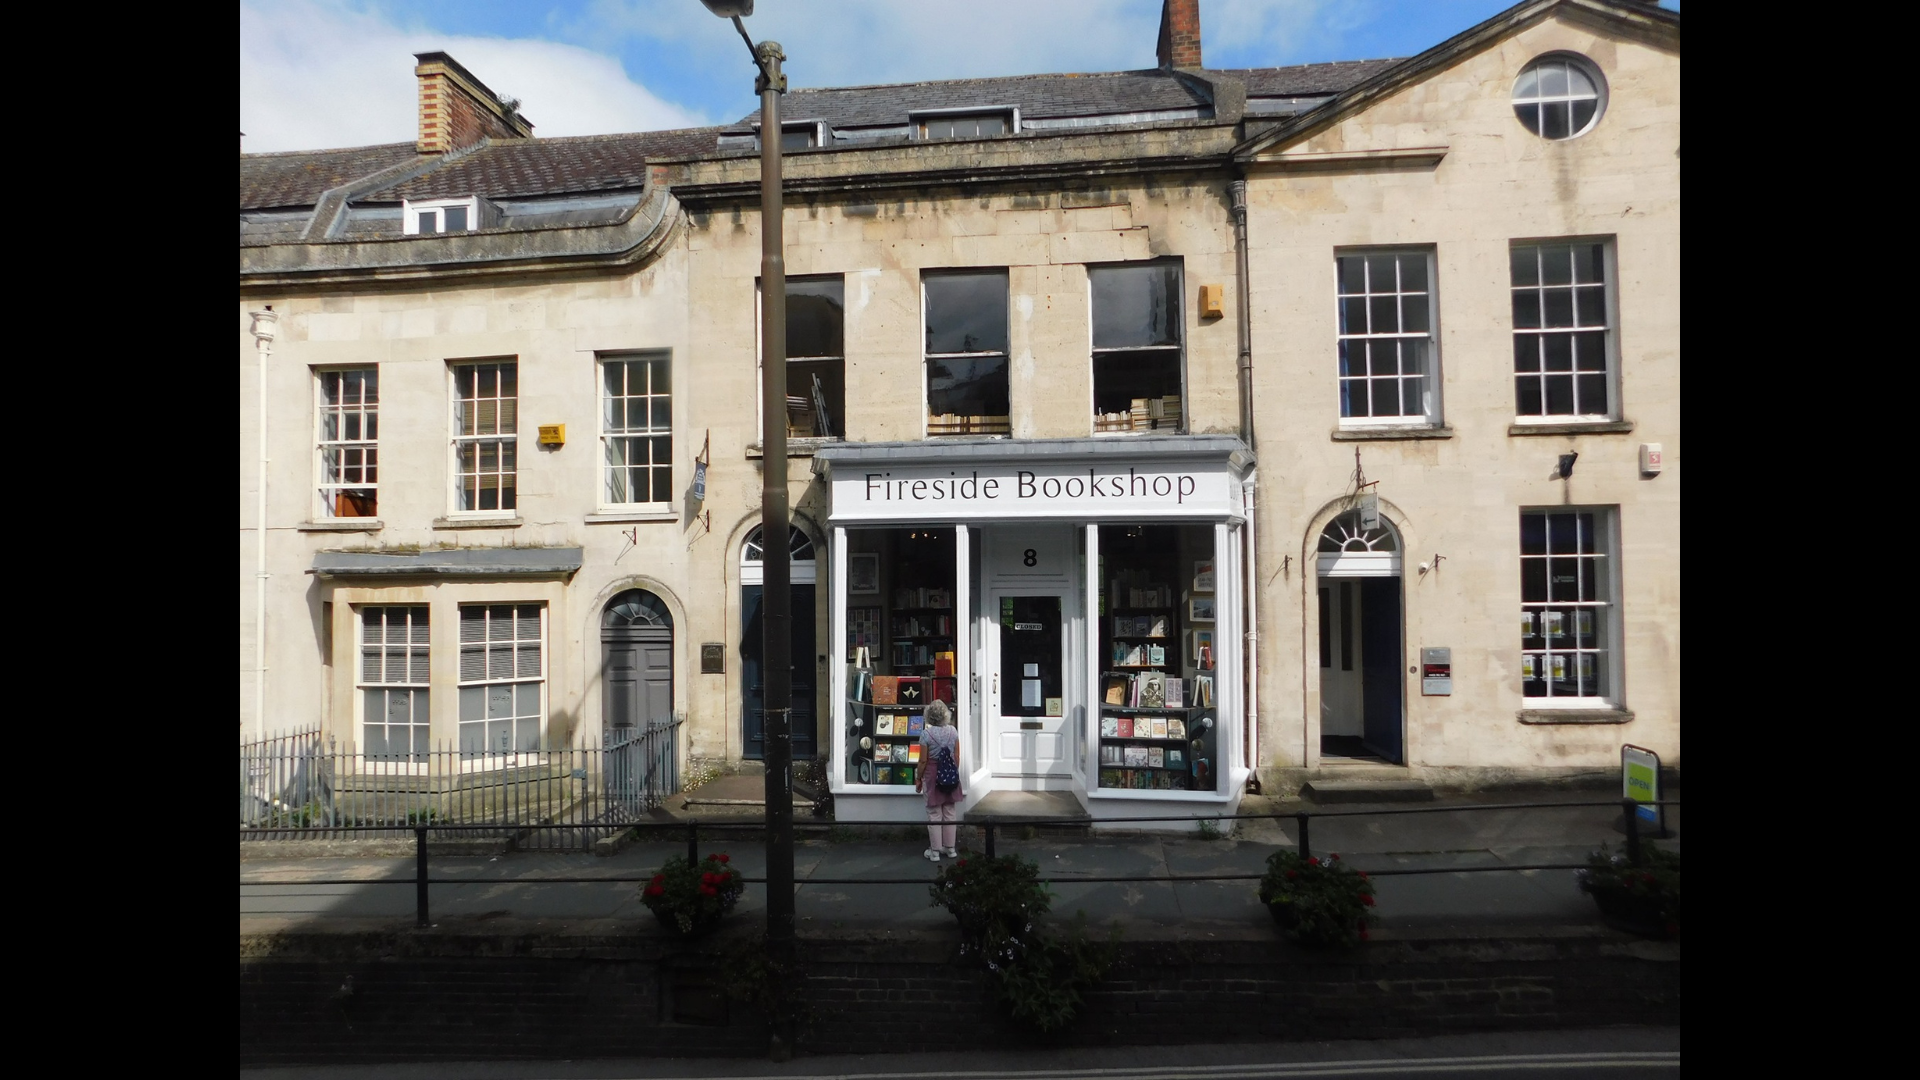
[602,589,673,732]
[741,525,818,760]
[1316,512,1404,762]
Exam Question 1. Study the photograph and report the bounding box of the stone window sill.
[431,516,524,530]
[1508,419,1635,437]
[1332,424,1454,441]
[1517,708,1635,725]
[748,437,840,460]
[585,510,678,524]
[299,519,382,533]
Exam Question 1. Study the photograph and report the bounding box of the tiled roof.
[736,69,1210,130]
[368,128,725,201]
[239,141,425,210]
[1227,59,1405,97]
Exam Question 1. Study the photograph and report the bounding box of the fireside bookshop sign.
[830,460,1240,523]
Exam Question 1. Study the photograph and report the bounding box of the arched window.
[603,589,672,629]
[741,525,817,585]
[1317,511,1401,576]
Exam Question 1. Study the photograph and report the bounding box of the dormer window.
[914,109,1018,141]
[404,197,481,235]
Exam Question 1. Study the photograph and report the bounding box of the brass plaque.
[700,643,725,674]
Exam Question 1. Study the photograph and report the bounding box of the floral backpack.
[932,743,960,794]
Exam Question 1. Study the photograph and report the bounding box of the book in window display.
[875,715,894,735]
[875,765,893,784]
[1167,748,1185,769]
[1139,672,1166,709]
[1148,747,1165,767]
[1100,716,1119,738]
[1116,717,1133,738]
[1124,746,1149,766]
[1167,718,1186,740]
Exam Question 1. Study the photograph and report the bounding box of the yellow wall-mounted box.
[1198,283,1224,318]
[538,424,566,446]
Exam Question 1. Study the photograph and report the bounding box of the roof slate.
[1227,59,1406,96]
[239,142,425,210]
[742,69,1212,130]
[368,129,725,201]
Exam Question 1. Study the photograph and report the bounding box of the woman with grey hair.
[914,699,964,861]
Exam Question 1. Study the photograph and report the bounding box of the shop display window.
[1095,524,1218,792]
[845,527,958,785]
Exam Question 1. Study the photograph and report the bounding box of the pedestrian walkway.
[241,789,1678,940]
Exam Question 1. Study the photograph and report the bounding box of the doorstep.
[1301,778,1436,804]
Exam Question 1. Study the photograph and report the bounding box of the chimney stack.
[414,52,533,154]
[1156,0,1202,70]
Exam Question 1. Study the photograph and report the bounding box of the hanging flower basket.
[1258,850,1376,949]
[1576,844,1679,939]
[642,853,745,938]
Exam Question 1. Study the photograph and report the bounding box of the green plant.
[929,854,1119,1031]
[722,932,817,1043]
[1576,843,1680,938]
[1259,849,1376,948]
[642,852,745,935]
[1196,817,1223,841]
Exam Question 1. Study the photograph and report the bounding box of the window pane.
[1400,340,1426,375]
[1401,293,1429,334]
[416,212,436,233]
[1399,254,1428,293]
[1543,289,1575,328]
[1516,376,1542,415]
[1522,559,1546,602]
[925,271,1009,354]
[1369,295,1399,334]
[1571,99,1597,132]
[1515,67,1539,99]
[1337,256,1366,294]
[1544,374,1574,414]
[1338,340,1359,377]
[1510,247,1539,287]
[1401,375,1425,417]
[1541,61,1568,97]
[927,354,1010,415]
[1542,334,1573,371]
[1543,101,1571,139]
[1567,64,1595,97]
[444,206,468,231]
[1573,286,1606,327]
[1576,374,1607,413]
[1515,102,1541,136]
[1341,296,1369,334]
[1368,341,1397,376]
[1090,263,1181,349]
[1512,291,1541,329]
[786,279,845,358]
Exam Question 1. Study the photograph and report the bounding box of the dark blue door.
[741,584,817,760]
[1360,577,1403,763]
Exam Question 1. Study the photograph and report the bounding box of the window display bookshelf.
[1096,561,1217,792]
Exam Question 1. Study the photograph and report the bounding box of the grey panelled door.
[603,590,674,728]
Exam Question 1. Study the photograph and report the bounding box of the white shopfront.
[814,436,1254,828]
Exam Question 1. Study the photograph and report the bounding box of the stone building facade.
[239,0,1679,820]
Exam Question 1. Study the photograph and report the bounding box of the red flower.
[716,853,731,863]
[1329,853,1340,861]
[1357,872,1369,880]
[1286,870,1298,880]
[1307,857,1320,867]
[1361,894,1375,907]
[645,884,664,897]
[957,859,967,867]
[650,874,664,886]
[699,884,717,897]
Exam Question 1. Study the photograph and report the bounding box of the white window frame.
[357,605,430,763]
[1519,507,1620,707]
[315,366,379,518]
[1510,238,1618,423]
[1511,53,1608,141]
[449,358,519,516]
[922,268,1013,438]
[753,120,825,151]
[598,350,673,509]
[755,274,848,442]
[457,603,547,758]
[1334,248,1440,428]
[403,197,480,235]
[1089,258,1188,435]
[912,107,1020,140]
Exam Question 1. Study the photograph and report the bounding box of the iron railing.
[241,797,1676,927]
[238,718,683,850]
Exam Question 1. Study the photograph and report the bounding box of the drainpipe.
[1241,473,1259,793]
[1230,179,1261,793]
[1230,179,1253,451]
[249,307,278,743]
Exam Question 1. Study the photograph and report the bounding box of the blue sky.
[241,0,1676,153]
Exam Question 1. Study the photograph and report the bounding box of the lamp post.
[701,1,795,1059]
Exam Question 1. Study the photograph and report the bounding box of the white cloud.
[240,0,709,153]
